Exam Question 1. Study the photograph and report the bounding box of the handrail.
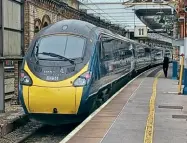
[178,54,184,94]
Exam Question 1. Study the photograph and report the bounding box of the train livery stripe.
[144,71,162,143]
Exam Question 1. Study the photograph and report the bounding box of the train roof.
[115,34,151,48]
[37,19,151,49]
[38,19,97,38]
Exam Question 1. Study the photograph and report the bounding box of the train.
[19,19,172,125]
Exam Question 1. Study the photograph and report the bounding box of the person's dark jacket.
[163,57,169,67]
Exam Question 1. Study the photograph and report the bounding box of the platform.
[61,66,187,143]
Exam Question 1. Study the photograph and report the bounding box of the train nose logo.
[60,68,65,74]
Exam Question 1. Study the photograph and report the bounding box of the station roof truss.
[47,0,128,36]
[78,0,176,43]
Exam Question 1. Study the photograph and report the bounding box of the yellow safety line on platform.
[144,71,162,143]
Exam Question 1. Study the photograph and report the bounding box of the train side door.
[136,46,144,70]
[98,40,107,78]
[130,44,136,72]
[95,41,102,80]
[145,48,151,66]
[135,45,140,69]
[89,41,104,94]
[141,47,147,68]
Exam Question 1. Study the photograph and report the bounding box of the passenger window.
[113,40,132,60]
[112,40,132,73]
[137,47,145,58]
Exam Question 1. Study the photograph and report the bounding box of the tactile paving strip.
[158,105,183,110]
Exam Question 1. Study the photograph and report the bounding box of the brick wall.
[25,1,61,52]
[24,0,80,52]
[60,0,79,9]
[29,4,58,42]
[24,1,30,54]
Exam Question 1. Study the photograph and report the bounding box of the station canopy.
[78,0,175,36]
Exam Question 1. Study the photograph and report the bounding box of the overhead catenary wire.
[88,0,127,26]
[81,0,130,28]
[79,3,113,22]
[80,0,146,28]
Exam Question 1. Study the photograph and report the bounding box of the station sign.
[134,26,148,38]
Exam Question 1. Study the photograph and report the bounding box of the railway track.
[22,124,78,143]
[0,66,162,143]
[0,121,78,143]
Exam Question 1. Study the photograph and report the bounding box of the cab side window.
[99,36,114,77]
[101,41,113,61]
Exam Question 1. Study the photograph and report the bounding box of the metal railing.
[178,54,184,94]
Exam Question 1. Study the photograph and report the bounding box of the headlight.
[73,71,92,87]
[20,70,33,86]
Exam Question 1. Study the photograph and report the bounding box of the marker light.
[20,70,33,86]
[73,71,92,87]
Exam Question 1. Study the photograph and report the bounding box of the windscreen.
[34,35,85,59]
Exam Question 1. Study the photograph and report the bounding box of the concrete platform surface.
[101,71,187,143]
[62,66,187,143]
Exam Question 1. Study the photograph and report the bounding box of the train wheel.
[102,93,110,102]
[89,96,102,114]
[96,99,103,107]
[89,100,97,114]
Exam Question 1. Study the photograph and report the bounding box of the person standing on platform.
[163,55,169,78]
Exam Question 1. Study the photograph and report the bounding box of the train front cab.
[19,33,95,125]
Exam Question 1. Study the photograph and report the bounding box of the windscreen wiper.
[38,52,75,64]
[35,45,39,63]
